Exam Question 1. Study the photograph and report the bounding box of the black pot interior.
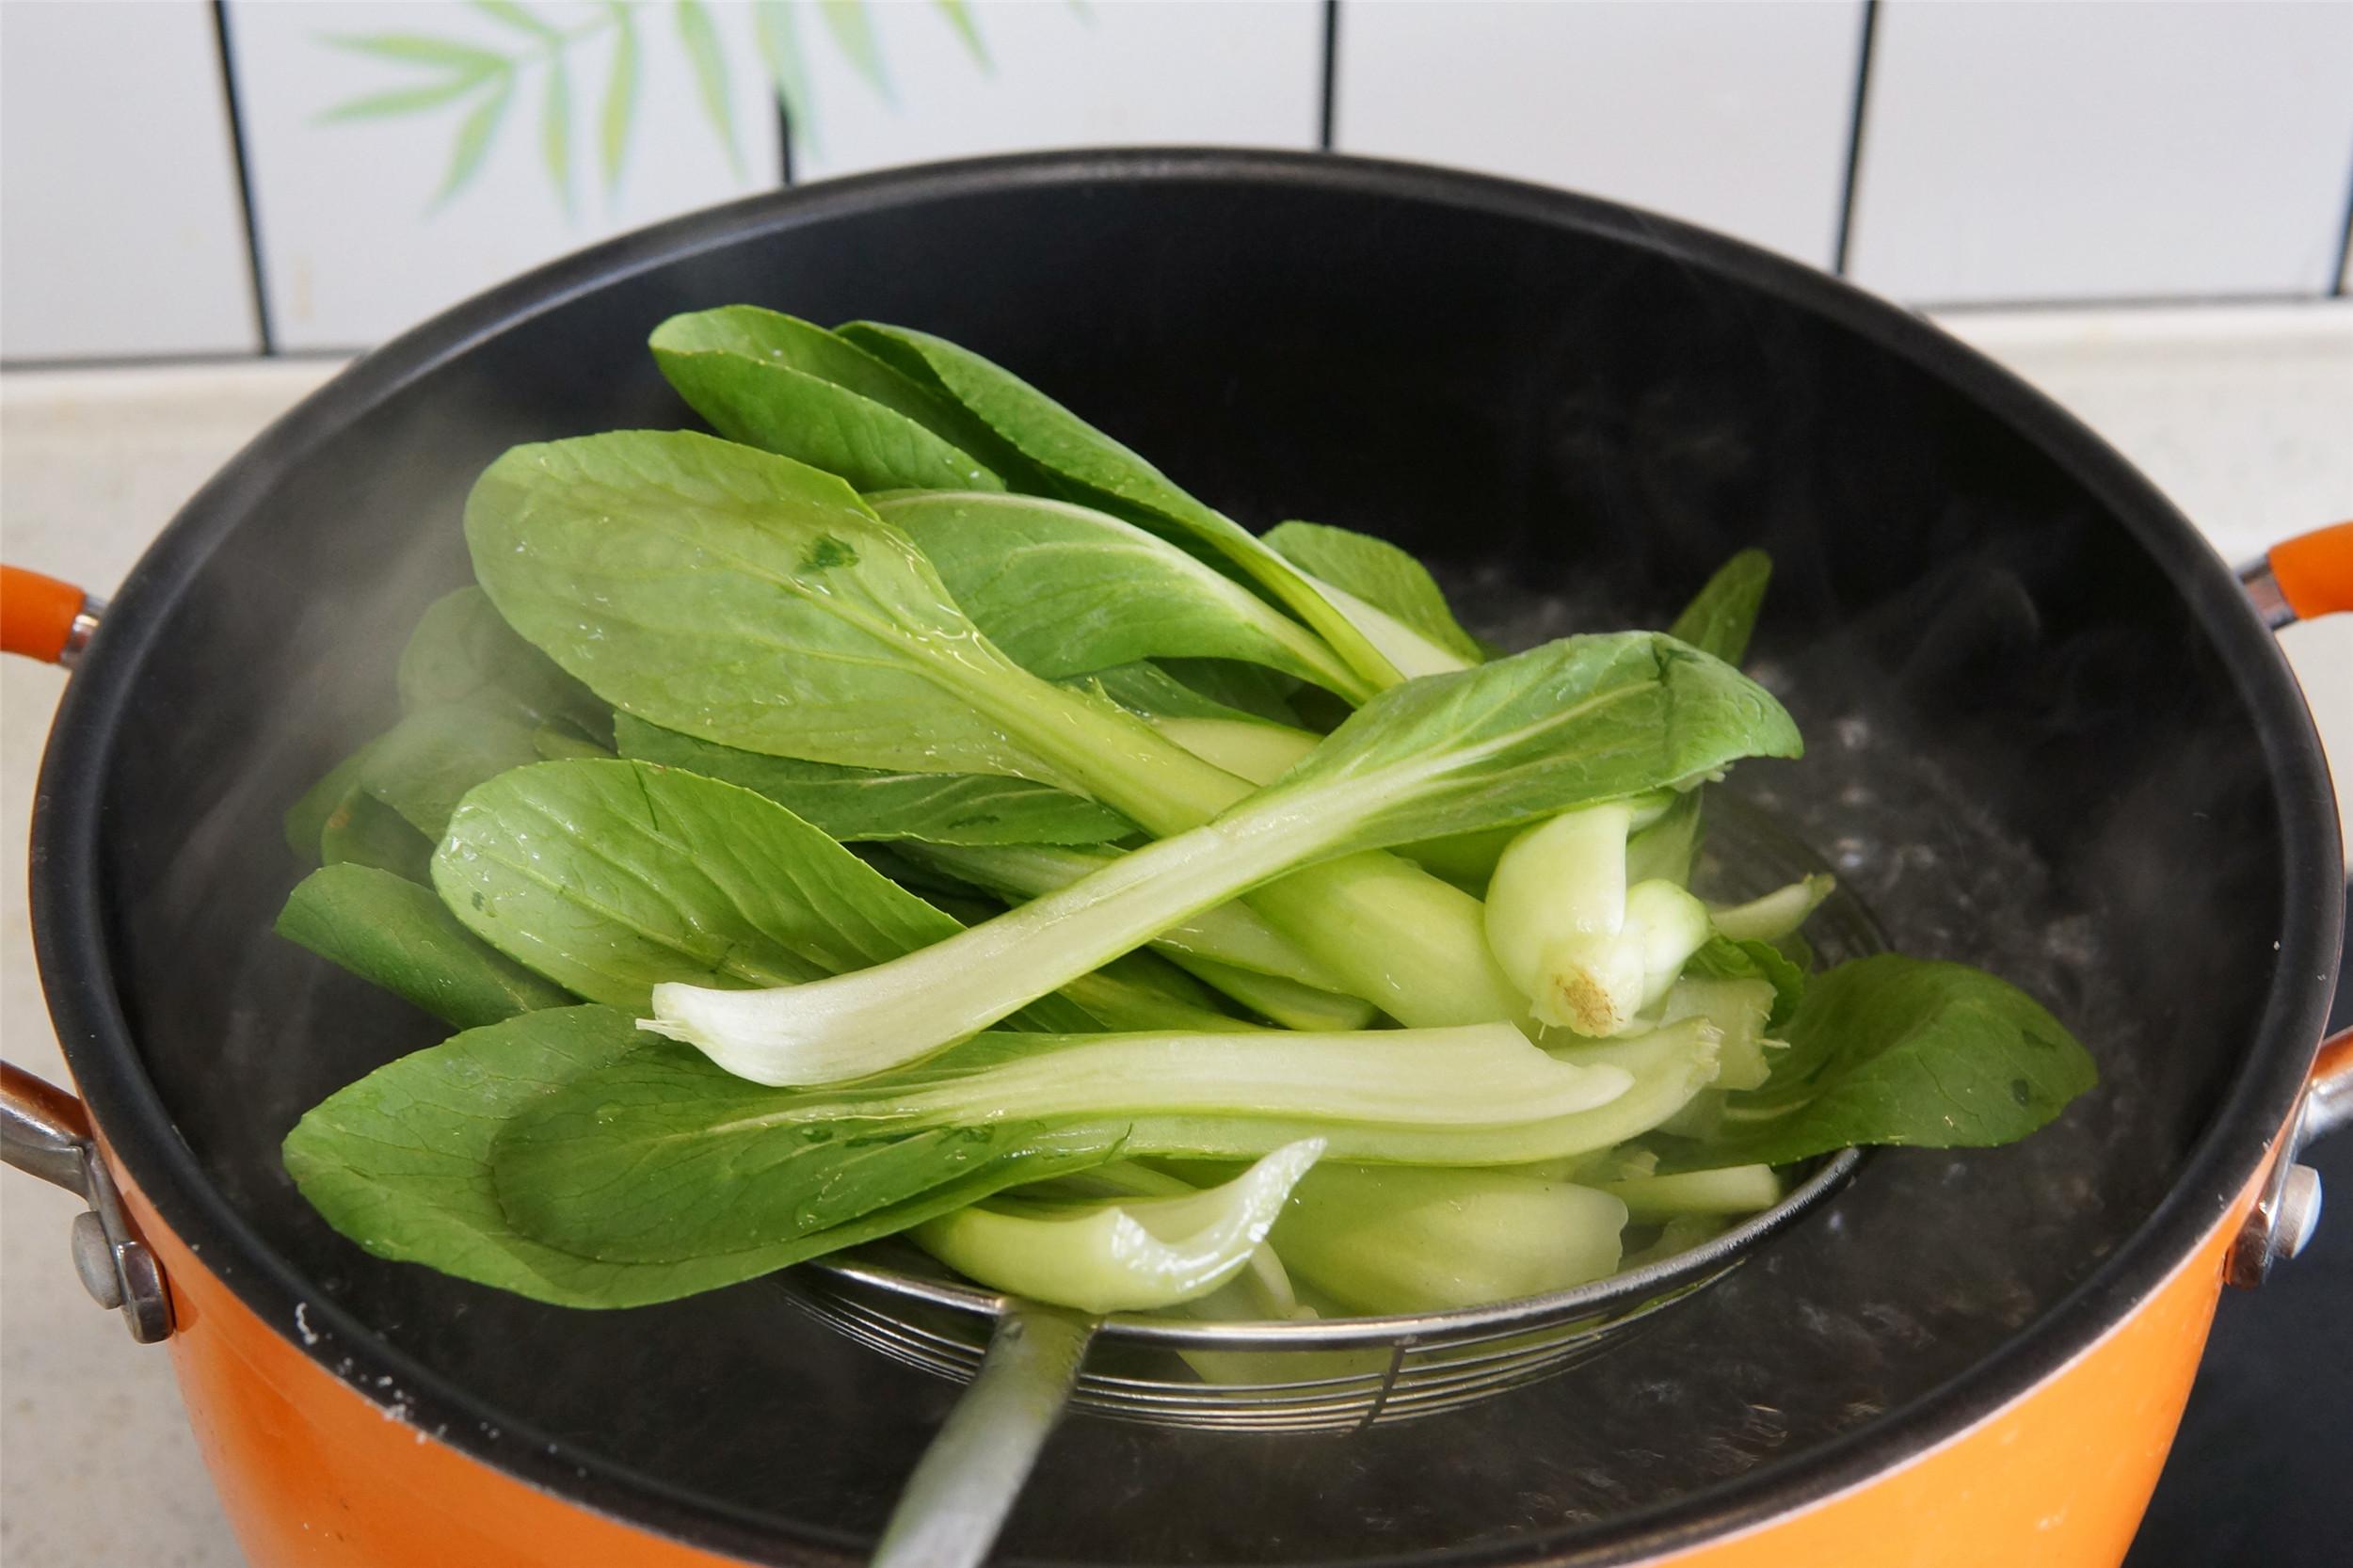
[66,157,2323,1564]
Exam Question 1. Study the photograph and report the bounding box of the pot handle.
[2229,1028,2351,1287]
[1,1064,172,1341]
[2,565,104,665]
[2240,520,2353,628]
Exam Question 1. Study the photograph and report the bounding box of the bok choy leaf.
[910,1141,1326,1314]
[282,1006,1120,1308]
[488,1022,1637,1263]
[648,632,1797,1085]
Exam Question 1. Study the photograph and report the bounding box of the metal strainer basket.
[779,799,1879,1566]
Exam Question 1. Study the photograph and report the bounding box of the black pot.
[10,149,2345,1567]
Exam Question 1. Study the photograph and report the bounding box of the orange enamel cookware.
[3,151,2347,1566]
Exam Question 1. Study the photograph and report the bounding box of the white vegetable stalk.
[1657,975,1781,1091]
[911,1141,1326,1315]
[1110,1016,1721,1166]
[1271,1164,1629,1314]
[1484,806,1714,1035]
[1151,717,1319,787]
[648,760,1531,1083]
[743,1025,1634,1128]
[1709,874,1835,942]
[1291,570,1478,680]
[1603,1165,1783,1222]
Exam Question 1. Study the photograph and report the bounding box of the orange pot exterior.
[115,1169,774,1568]
[1650,1190,2245,1568]
[112,1152,2256,1568]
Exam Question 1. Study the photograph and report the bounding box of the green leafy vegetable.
[1669,548,1772,664]
[1684,934,1807,1032]
[318,788,437,883]
[394,585,614,743]
[462,427,1537,1029]
[282,1006,1117,1308]
[1263,520,1485,665]
[912,1141,1324,1314]
[648,632,1796,1085]
[652,308,1005,494]
[1271,1164,1626,1314]
[490,1022,1636,1262]
[278,863,572,1027]
[435,758,1126,1036]
[876,490,1374,697]
[274,311,2097,1348]
[613,713,1131,847]
[835,320,1415,692]
[1659,955,2098,1170]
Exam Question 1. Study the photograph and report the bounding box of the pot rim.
[28,147,2345,1567]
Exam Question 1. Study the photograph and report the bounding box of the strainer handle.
[872,1302,1096,1568]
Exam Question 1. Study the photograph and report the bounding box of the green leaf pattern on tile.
[317,0,1040,215]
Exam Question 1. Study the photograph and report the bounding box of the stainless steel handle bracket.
[2228,1025,2348,1288]
[1,1063,171,1342]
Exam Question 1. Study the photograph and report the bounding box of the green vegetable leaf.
[434,758,1115,1035]
[356,698,547,839]
[283,1006,1115,1308]
[397,587,611,743]
[278,863,573,1028]
[817,0,889,99]
[1669,549,1772,665]
[613,713,1131,846]
[1154,658,1305,728]
[466,430,1125,792]
[652,306,1025,484]
[1684,934,1805,1032]
[1662,955,2097,1170]
[834,321,1411,692]
[650,310,1003,493]
[648,632,1796,1084]
[1250,633,1800,856]
[875,491,1371,697]
[430,72,517,210]
[674,0,742,179]
[599,2,638,194]
[319,788,438,884]
[287,741,382,861]
[492,1022,1628,1263]
[1263,520,1484,664]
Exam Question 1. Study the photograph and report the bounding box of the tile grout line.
[2332,137,2352,297]
[208,0,276,356]
[1319,0,1339,152]
[1831,0,1880,278]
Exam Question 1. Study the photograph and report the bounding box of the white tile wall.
[7,0,2353,363]
[1849,0,2353,304]
[788,0,1323,182]
[221,0,783,350]
[0,0,258,360]
[1334,0,1865,266]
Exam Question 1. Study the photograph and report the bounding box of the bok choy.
[274,310,2096,1334]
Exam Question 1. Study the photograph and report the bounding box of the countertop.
[3,305,2348,1565]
